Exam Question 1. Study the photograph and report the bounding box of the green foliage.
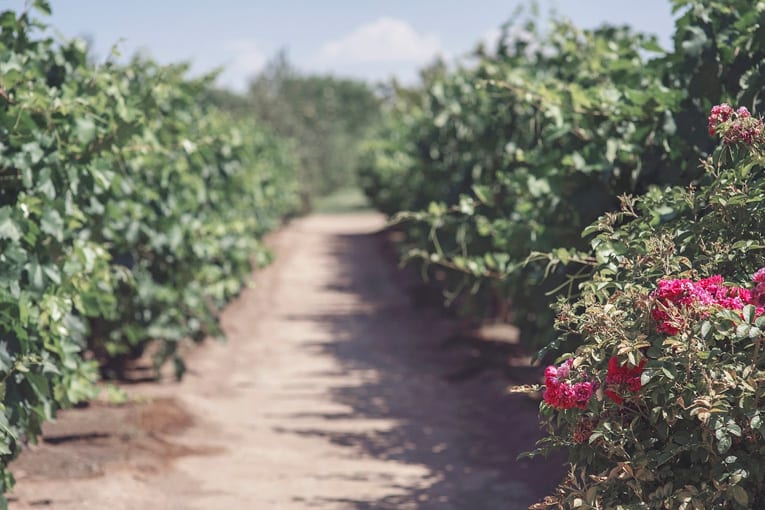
[0,5,298,502]
[359,0,765,351]
[360,2,765,505]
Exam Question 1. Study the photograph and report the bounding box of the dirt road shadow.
[279,228,565,510]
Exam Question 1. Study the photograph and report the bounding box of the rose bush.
[530,108,765,509]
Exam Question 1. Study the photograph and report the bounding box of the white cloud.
[319,17,445,65]
[217,39,268,91]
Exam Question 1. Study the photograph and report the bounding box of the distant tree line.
[208,52,382,205]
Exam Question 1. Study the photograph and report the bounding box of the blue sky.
[23,1,676,91]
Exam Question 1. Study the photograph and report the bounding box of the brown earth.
[8,213,563,510]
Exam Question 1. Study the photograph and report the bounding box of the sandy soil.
[8,213,562,510]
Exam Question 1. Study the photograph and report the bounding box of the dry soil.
[8,213,561,510]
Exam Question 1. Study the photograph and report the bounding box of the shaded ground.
[9,213,562,510]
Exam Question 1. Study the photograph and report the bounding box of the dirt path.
[9,213,560,510]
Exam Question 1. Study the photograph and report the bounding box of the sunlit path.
[10,214,555,510]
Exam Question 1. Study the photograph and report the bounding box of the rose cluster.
[708,104,764,145]
[651,271,765,335]
[708,103,734,136]
[544,268,765,413]
[543,359,598,410]
[604,356,645,404]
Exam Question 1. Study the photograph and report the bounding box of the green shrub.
[359,0,765,350]
[0,3,298,502]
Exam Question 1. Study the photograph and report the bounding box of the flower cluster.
[543,359,598,410]
[651,277,713,335]
[708,104,764,145]
[604,357,645,404]
[708,103,734,135]
[651,273,764,335]
[696,275,754,310]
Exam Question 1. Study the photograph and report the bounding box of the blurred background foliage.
[358,0,765,354]
[209,52,382,206]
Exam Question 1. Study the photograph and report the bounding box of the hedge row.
[359,0,765,352]
[0,3,299,500]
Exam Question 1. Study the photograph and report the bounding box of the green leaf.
[729,485,749,507]
[641,38,666,53]
[736,324,752,339]
[22,142,44,165]
[743,305,756,324]
[33,0,52,15]
[74,118,97,145]
[0,209,20,242]
[717,434,732,454]
[681,26,708,57]
[40,208,64,241]
[0,345,11,374]
[26,260,44,290]
[663,111,677,136]
[661,367,676,380]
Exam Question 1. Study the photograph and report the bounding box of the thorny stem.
[753,335,762,410]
